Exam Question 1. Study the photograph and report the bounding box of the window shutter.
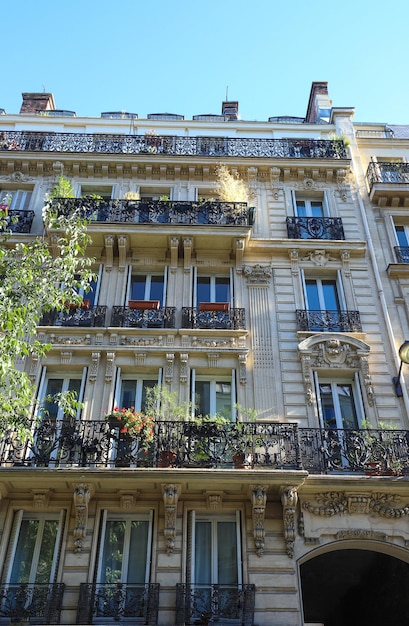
[186,510,196,586]
[2,510,24,584]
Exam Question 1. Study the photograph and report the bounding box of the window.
[129,274,165,305]
[301,273,349,332]
[295,198,324,218]
[0,189,32,210]
[114,376,159,412]
[79,185,113,200]
[194,268,233,307]
[191,371,235,420]
[37,370,86,421]
[315,374,364,429]
[304,278,341,312]
[4,510,65,585]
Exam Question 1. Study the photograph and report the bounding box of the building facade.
[0,82,409,625]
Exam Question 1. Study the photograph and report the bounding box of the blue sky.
[2,0,409,125]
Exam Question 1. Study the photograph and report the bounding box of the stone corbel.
[180,353,189,384]
[29,353,40,383]
[243,264,272,286]
[104,235,114,271]
[162,484,181,555]
[32,490,52,509]
[341,250,351,277]
[170,237,179,273]
[118,235,128,272]
[270,166,281,200]
[235,238,245,271]
[238,353,247,385]
[89,352,101,383]
[165,353,175,384]
[183,237,192,272]
[105,352,116,383]
[207,353,219,368]
[289,249,299,275]
[73,483,93,553]
[250,485,268,557]
[280,486,299,558]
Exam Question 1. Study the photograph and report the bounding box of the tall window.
[315,375,364,429]
[196,276,230,304]
[4,511,65,585]
[37,370,86,421]
[192,372,235,420]
[0,189,32,210]
[115,377,158,412]
[304,278,341,313]
[295,198,324,218]
[127,270,166,306]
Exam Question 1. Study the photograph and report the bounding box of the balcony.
[40,304,107,327]
[175,583,256,626]
[48,197,254,227]
[77,583,160,625]
[111,305,176,328]
[182,307,246,330]
[366,161,409,204]
[1,209,35,233]
[286,216,345,240]
[1,130,348,159]
[3,420,408,475]
[394,246,409,263]
[0,583,64,624]
[296,309,362,332]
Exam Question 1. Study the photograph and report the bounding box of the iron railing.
[394,246,409,263]
[296,309,362,332]
[40,305,107,327]
[0,583,64,624]
[366,161,409,189]
[182,307,246,330]
[1,209,35,233]
[286,216,345,240]
[77,583,159,625]
[2,420,409,474]
[47,198,253,227]
[175,583,255,626]
[0,130,348,159]
[111,305,176,328]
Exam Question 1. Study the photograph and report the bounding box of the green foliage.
[0,206,94,441]
[144,385,193,421]
[47,175,75,199]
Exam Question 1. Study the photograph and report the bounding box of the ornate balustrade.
[1,420,408,474]
[366,161,409,188]
[286,216,345,240]
[0,130,348,159]
[1,209,35,233]
[394,246,409,263]
[175,583,256,626]
[182,307,246,330]
[40,304,107,327]
[296,309,362,332]
[77,583,160,625]
[0,583,65,624]
[48,197,253,226]
[111,305,176,328]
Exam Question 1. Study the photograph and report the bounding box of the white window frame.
[36,367,87,422]
[193,268,234,306]
[301,271,346,312]
[126,267,167,306]
[0,189,33,211]
[292,190,328,217]
[314,372,365,429]
[113,368,162,412]
[96,510,154,585]
[191,370,236,421]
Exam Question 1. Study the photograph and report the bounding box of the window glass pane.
[120,381,136,408]
[319,383,336,428]
[337,384,358,429]
[131,275,146,300]
[36,521,59,584]
[149,276,164,304]
[396,226,408,247]
[197,277,211,303]
[141,380,156,412]
[10,520,38,583]
[311,201,324,217]
[296,200,306,217]
[127,521,149,583]
[215,278,230,302]
[305,281,320,310]
[215,382,232,420]
[217,522,238,584]
[43,379,64,419]
[321,280,340,310]
[100,521,126,583]
[195,521,211,584]
[195,381,211,416]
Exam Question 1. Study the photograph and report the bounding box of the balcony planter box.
[128,300,160,310]
[199,302,230,312]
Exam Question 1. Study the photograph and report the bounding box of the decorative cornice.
[303,492,409,519]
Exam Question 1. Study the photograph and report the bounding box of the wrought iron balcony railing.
[1,209,35,233]
[366,161,409,189]
[175,583,256,626]
[111,305,176,328]
[48,197,253,227]
[40,304,107,327]
[296,309,362,332]
[77,583,160,625]
[182,306,246,330]
[394,246,409,263]
[286,216,345,240]
[0,130,348,159]
[0,583,65,624]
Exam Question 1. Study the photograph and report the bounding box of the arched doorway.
[300,548,409,625]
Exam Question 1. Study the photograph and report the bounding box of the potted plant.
[105,407,154,452]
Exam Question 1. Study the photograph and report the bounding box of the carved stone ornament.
[299,249,337,266]
[73,483,92,553]
[250,485,268,556]
[298,335,374,406]
[243,264,272,285]
[162,483,181,555]
[302,491,409,519]
[280,486,299,558]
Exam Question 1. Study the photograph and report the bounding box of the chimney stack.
[20,92,56,114]
[305,82,332,124]
[222,101,239,120]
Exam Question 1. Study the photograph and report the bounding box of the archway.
[300,548,409,625]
